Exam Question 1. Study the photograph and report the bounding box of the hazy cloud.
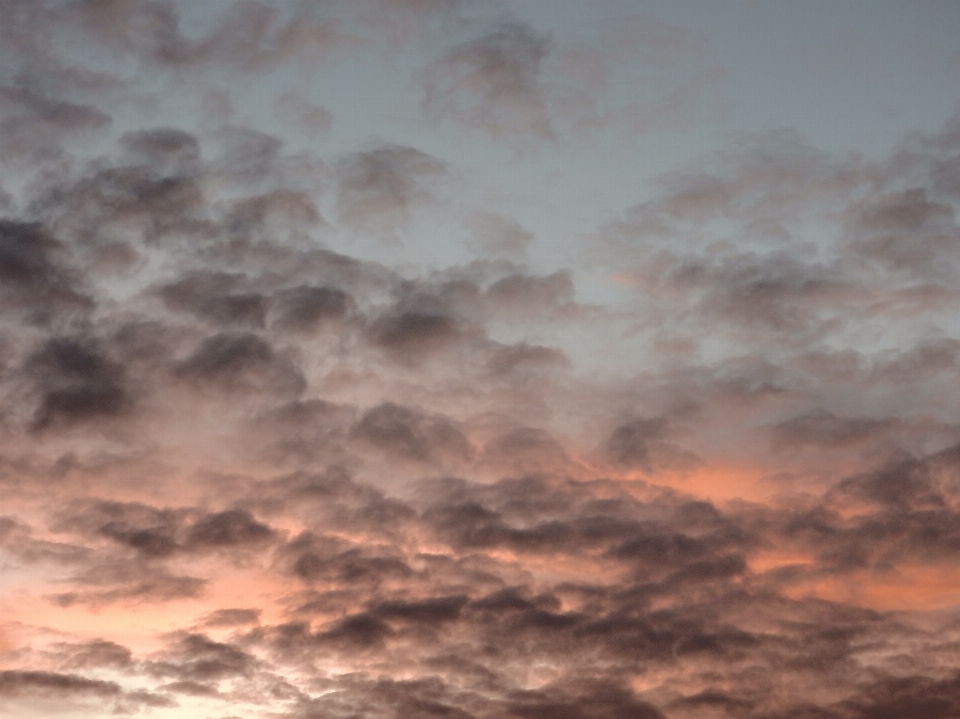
[421,23,554,147]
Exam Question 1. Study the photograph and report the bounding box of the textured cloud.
[335,145,446,235]
[1,2,960,719]
[421,22,555,146]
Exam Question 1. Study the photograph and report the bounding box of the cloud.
[421,23,553,147]
[0,85,111,163]
[25,336,129,430]
[175,332,306,395]
[0,221,93,324]
[2,6,960,719]
[335,145,446,235]
[75,0,352,71]
[464,210,534,258]
[276,92,333,134]
[352,402,472,462]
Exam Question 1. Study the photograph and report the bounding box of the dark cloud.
[270,285,352,330]
[368,312,466,360]
[201,607,262,627]
[319,612,393,648]
[0,220,92,323]
[48,164,207,245]
[158,271,267,327]
[50,569,207,608]
[152,633,256,682]
[506,681,664,719]
[0,670,122,698]
[287,532,413,587]
[175,332,305,395]
[185,508,275,550]
[352,402,472,462]
[844,671,960,719]
[421,23,554,146]
[604,417,700,472]
[25,336,129,430]
[58,640,134,671]
[374,594,468,624]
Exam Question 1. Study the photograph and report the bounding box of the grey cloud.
[421,23,554,146]
[486,343,569,376]
[650,251,857,337]
[151,633,256,682]
[201,607,262,627]
[251,400,355,466]
[158,271,267,327]
[55,500,277,560]
[58,640,134,671]
[335,145,446,234]
[49,164,208,245]
[212,125,283,184]
[0,220,93,324]
[352,402,473,462]
[119,127,200,174]
[604,417,700,473]
[185,508,275,550]
[270,285,352,331]
[0,670,124,699]
[25,336,129,430]
[76,0,350,70]
[771,411,897,449]
[0,85,111,162]
[506,682,664,719]
[175,332,306,395]
[3,10,960,719]
[845,188,960,276]
[481,427,570,473]
[843,671,960,719]
[368,312,467,360]
[50,565,207,608]
[485,270,575,315]
[287,532,413,587]
[0,515,91,565]
[227,189,325,238]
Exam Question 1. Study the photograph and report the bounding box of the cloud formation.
[2,2,960,719]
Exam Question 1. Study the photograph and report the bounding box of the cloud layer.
[2,2,960,718]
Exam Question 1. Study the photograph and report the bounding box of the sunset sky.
[3,1,960,717]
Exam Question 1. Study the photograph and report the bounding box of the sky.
[2,1,960,717]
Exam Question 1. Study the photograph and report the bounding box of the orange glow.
[781,565,960,612]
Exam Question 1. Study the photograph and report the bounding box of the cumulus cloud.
[421,22,554,146]
[1,3,960,719]
[335,144,446,235]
